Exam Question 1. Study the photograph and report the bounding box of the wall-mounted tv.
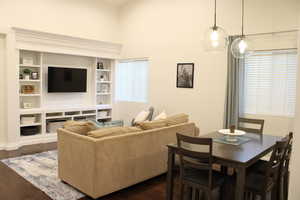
[48,67,87,93]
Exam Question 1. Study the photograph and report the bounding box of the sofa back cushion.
[63,121,97,136]
[165,113,189,126]
[87,126,142,139]
[137,119,168,130]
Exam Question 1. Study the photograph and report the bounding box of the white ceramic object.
[218,129,246,142]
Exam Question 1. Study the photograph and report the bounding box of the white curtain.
[115,60,148,103]
[243,49,298,116]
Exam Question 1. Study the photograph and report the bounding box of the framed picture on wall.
[176,63,194,88]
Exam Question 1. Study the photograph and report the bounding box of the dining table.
[165,131,281,200]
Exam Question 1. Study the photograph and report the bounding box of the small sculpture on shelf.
[31,72,39,80]
[97,62,104,69]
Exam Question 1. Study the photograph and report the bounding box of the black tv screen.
[48,67,87,93]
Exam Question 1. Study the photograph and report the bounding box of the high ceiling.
[102,0,131,7]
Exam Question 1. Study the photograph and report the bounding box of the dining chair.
[176,133,226,200]
[243,138,289,200]
[280,132,293,200]
[238,117,265,134]
[248,132,293,200]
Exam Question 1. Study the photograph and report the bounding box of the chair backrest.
[176,133,213,188]
[265,138,289,187]
[281,132,293,173]
[238,117,265,134]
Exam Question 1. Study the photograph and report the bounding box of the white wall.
[117,0,299,134]
[0,34,6,146]
[289,10,300,200]
[0,0,120,43]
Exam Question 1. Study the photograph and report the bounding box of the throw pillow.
[154,111,167,120]
[63,121,97,136]
[137,119,168,130]
[165,113,189,126]
[133,110,150,123]
[87,126,142,138]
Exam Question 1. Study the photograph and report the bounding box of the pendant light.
[231,0,250,58]
[204,0,228,51]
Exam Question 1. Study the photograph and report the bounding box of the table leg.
[235,167,246,200]
[166,148,175,200]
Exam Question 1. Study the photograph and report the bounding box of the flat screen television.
[48,67,87,93]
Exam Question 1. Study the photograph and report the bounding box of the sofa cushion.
[63,121,97,136]
[154,111,167,120]
[165,113,189,126]
[87,126,142,138]
[137,119,168,130]
[133,110,150,124]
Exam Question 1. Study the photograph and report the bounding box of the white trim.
[1,135,57,151]
[118,57,149,63]
[13,27,122,59]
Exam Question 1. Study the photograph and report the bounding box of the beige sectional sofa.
[57,121,199,199]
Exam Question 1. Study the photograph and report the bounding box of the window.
[115,60,149,103]
[243,49,298,117]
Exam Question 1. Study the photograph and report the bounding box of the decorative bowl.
[218,129,246,142]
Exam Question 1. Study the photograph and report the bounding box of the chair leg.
[284,171,290,200]
[192,187,196,200]
[199,189,204,200]
[179,181,184,200]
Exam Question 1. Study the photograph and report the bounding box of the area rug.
[1,150,84,200]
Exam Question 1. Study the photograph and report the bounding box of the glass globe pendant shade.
[204,26,228,51]
[230,36,250,59]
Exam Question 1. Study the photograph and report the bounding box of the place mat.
[213,136,251,146]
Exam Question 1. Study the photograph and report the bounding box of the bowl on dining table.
[218,129,246,142]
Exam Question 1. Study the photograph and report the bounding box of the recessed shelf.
[20,134,43,139]
[19,80,40,82]
[19,64,41,68]
[20,93,41,97]
[20,108,43,114]
[97,116,112,120]
[20,123,42,127]
[97,81,111,84]
[97,93,111,95]
[97,69,111,72]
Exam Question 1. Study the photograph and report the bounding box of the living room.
[0,0,299,200]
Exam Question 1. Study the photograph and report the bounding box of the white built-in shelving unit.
[4,27,121,150]
[18,50,115,144]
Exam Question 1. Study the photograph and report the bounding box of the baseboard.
[0,135,57,151]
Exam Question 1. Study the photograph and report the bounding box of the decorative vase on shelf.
[24,75,30,80]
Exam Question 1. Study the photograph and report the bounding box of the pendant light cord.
[214,0,217,28]
[242,0,245,36]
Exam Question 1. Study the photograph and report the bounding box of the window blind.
[243,49,298,117]
[115,60,149,103]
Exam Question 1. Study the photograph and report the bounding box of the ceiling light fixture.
[204,0,228,51]
[230,0,250,59]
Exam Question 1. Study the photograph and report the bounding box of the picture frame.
[176,63,194,88]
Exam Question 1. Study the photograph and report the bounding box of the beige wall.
[117,0,299,134]
[0,0,120,43]
[289,9,300,200]
[0,35,6,146]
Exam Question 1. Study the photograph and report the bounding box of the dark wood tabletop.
[168,132,281,166]
[166,132,282,200]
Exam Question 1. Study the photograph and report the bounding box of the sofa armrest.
[57,128,97,196]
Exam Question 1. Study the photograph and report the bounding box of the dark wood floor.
[0,143,178,200]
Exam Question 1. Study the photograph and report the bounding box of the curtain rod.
[248,48,297,52]
[245,29,298,37]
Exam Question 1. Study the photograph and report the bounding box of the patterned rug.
[1,151,84,200]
